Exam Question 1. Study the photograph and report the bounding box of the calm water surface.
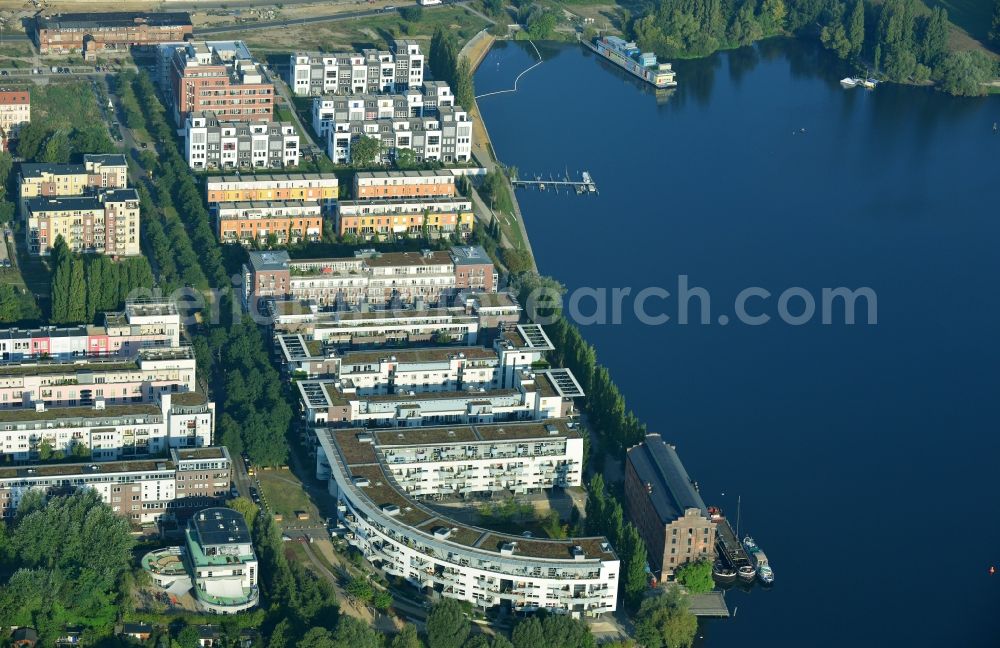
[475,38,1000,647]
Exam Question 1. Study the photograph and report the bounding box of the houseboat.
[587,35,677,88]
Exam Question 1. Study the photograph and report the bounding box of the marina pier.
[511,171,598,194]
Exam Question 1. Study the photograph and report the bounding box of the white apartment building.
[312,81,455,139]
[144,507,259,614]
[0,390,213,462]
[184,112,299,170]
[0,446,232,524]
[288,40,424,97]
[297,366,583,428]
[0,301,181,362]
[0,347,198,411]
[316,424,619,616]
[0,89,30,138]
[276,324,551,385]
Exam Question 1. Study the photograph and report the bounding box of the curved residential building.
[315,422,619,617]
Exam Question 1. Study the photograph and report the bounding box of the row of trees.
[0,491,134,644]
[15,120,116,164]
[586,474,650,610]
[631,0,787,59]
[429,28,476,108]
[49,238,154,324]
[195,320,293,467]
[630,0,998,95]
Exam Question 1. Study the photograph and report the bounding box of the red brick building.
[624,434,717,579]
[168,41,274,124]
[35,12,193,58]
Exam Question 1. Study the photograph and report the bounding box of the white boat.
[757,562,775,585]
[861,78,878,89]
[840,77,860,87]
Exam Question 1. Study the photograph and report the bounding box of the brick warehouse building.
[624,434,717,579]
[35,12,193,58]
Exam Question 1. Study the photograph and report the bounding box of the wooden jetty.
[511,171,597,194]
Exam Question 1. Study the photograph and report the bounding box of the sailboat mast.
[736,495,741,537]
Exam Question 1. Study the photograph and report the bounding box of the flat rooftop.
[37,11,192,29]
[320,426,614,562]
[332,420,581,467]
[341,346,496,366]
[0,402,162,423]
[209,173,338,184]
[192,507,251,546]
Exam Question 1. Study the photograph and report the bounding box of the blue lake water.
[475,38,1000,647]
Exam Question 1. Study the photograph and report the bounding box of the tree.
[396,147,418,170]
[332,617,383,648]
[847,0,865,59]
[373,590,393,611]
[400,4,424,21]
[512,615,594,648]
[936,50,996,96]
[0,491,134,642]
[426,598,471,648]
[227,497,259,530]
[391,625,425,648]
[40,130,71,164]
[177,626,201,648]
[351,135,382,168]
[453,57,476,108]
[991,0,1000,45]
[501,248,532,275]
[634,587,698,648]
[37,439,54,461]
[621,523,650,609]
[526,10,558,39]
[674,559,714,594]
[346,576,374,604]
[0,285,24,323]
[15,122,49,161]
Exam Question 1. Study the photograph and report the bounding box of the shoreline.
[463,32,539,273]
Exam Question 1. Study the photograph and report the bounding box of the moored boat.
[742,536,760,555]
[757,561,775,585]
[861,77,878,89]
[840,77,860,87]
[737,565,756,582]
[713,561,737,583]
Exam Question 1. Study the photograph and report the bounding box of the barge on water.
[585,35,677,88]
[709,506,756,584]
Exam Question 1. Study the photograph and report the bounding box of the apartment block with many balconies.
[0,346,198,411]
[0,390,213,462]
[242,246,496,313]
[0,300,181,362]
[288,40,424,97]
[184,112,299,170]
[162,40,273,124]
[213,200,323,246]
[315,423,618,616]
[0,446,231,524]
[24,188,140,256]
[335,196,473,240]
[205,173,339,206]
[297,364,583,429]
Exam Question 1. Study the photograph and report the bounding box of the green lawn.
[256,467,321,526]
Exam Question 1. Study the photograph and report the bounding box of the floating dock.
[688,591,730,617]
[511,171,597,194]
